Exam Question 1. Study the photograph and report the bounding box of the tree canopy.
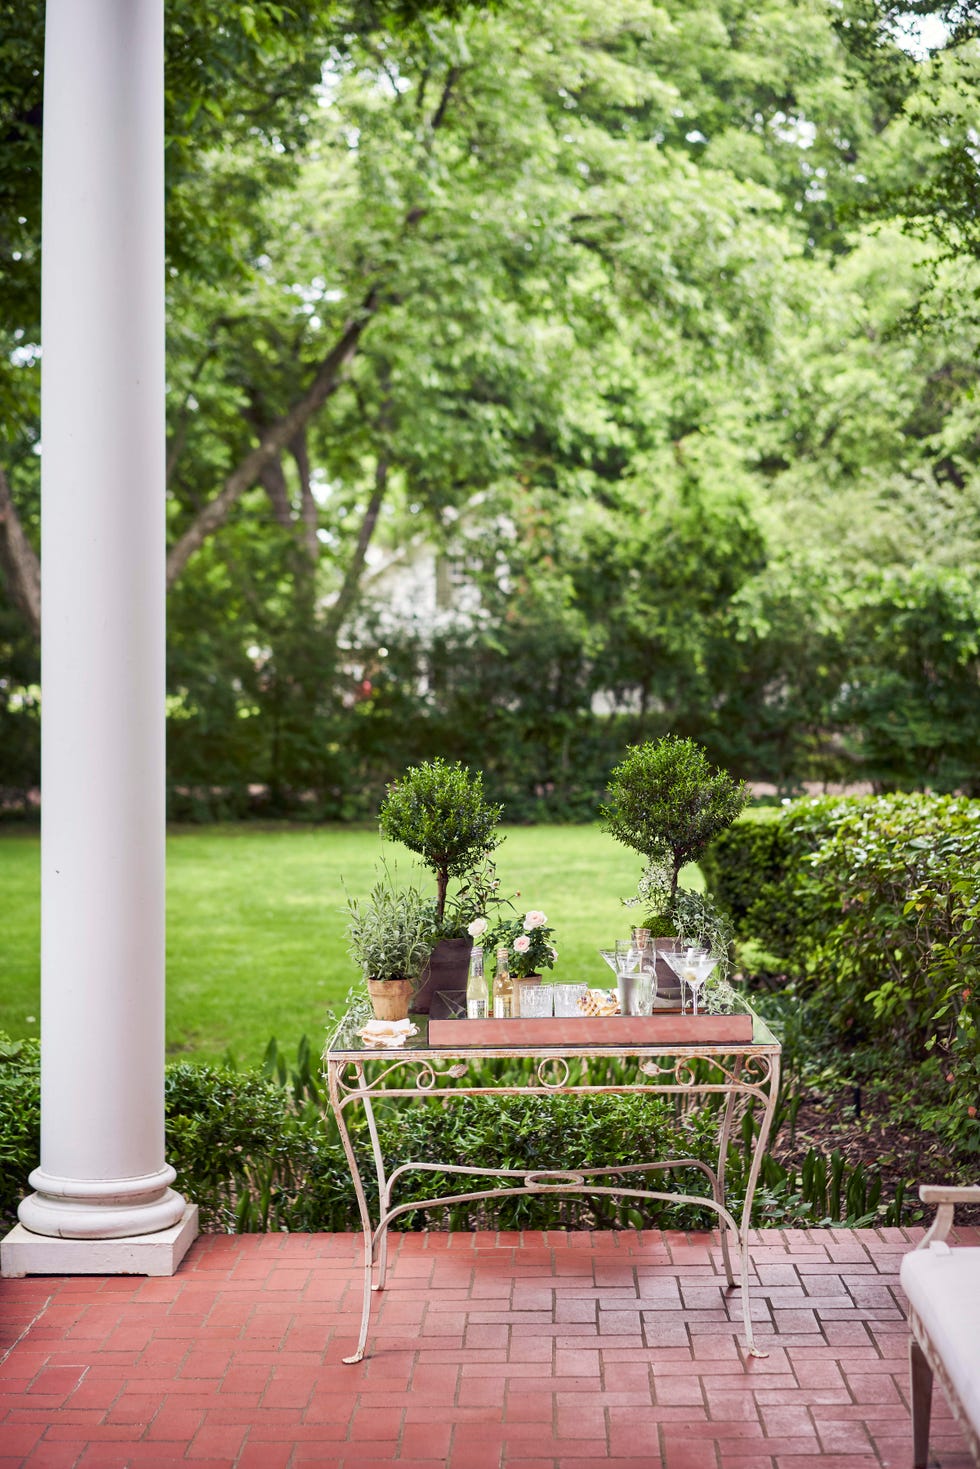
[2,0,978,816]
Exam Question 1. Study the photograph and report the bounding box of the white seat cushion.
[900,1244,980,1436]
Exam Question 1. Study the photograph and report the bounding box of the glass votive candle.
[553,983,587,1017]
[518,982,553,1018]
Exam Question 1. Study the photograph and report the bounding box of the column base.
[0,1203,199,1278]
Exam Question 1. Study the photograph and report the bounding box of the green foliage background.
[2,0,980,811]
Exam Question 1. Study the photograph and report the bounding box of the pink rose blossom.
[514,935,531,954]
[523,910,548,931]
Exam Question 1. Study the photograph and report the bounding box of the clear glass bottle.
[466,946,488,1019]
[492,944,514,1019]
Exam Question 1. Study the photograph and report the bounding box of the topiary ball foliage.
[378,758,503,923]
[602,735,747,901]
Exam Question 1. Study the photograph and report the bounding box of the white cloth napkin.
[356,1018,418,1048]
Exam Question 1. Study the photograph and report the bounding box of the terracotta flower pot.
[412,935,473,1014]
[367,977,414,1022]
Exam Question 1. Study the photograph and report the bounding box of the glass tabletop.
[325,996,780,1059]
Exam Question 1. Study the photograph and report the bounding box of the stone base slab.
[0,1203,199,1278]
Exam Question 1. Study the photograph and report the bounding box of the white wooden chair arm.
[917,1184,980,1248]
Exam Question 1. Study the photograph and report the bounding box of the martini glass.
[598,948,620,980]
[662,947,717,1016]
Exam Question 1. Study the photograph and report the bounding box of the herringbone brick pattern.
[1,1227,977,1467]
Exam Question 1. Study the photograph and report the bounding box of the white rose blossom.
[514,935,531,953]
[467,917,488,938]
[523,910,548,931]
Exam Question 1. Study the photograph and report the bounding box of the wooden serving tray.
[428,1013,754,1046]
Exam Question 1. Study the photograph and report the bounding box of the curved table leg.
[361,1091,391,1290]
[715,1058,743,1289]
[327,1061,379,1364]
[737,1053,782,1359]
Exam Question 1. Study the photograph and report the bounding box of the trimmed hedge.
[705,795,980,1154]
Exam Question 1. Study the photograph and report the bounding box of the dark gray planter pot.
[411,935,473,1014]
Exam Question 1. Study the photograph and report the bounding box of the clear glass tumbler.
[518,982,553,1017]
[553,983,587,1017]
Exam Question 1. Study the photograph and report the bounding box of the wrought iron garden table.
[325,1005,781,1362]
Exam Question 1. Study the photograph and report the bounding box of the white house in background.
[361,536,485,623]
[351,515,639,719]
[344,492,502,636]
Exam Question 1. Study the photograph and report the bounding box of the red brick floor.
[1,1226,977,1468]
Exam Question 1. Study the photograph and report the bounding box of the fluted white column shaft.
[20,0,186,1239]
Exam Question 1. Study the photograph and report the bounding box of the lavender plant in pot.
[601,736,747,1001]
[378,758,504,1013]
[346,873,433,1022]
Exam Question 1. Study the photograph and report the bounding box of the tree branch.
[243,391,296,530]
[429,65,460,135]
[165,287,378,588]
[291,427,319,563]
[0,466,41,639]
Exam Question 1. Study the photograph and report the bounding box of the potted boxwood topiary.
[346,871,433,1021]
[601,735,747,995]
[378,758,504,1012]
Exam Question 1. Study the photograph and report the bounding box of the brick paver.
[2,1226,979,1466]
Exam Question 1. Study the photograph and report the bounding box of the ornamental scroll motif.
[638,1051,776,1097]
[416,1060,469,1090]
[333,1056,470,1098]
[333,1049,776,1102]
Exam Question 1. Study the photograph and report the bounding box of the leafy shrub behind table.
[164,1050,736,1234]
[705,795,980,1155]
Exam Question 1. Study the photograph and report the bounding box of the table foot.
[342,1350,365,1365]
[748,1345,770,1359]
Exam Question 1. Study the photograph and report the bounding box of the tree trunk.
[320,451,389,648]
[258,453,295,530]
[0,466,41,639]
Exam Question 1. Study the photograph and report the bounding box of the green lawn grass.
[0,824,701,1064]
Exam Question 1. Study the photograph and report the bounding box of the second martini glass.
[661,947,717,1016]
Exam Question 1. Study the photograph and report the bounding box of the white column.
[2,0,196,1272]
